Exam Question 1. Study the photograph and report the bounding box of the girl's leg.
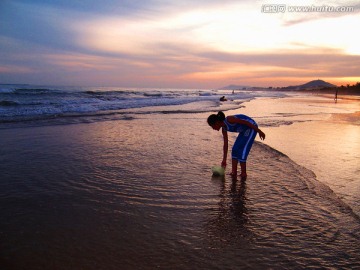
[231,158,238,177]
[240,162,247,179]
[232,128,256,179]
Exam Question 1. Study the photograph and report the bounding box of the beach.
[1,87,360,269]
[238,94,360,216]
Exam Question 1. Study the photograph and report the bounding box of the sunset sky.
[1,0,359,88]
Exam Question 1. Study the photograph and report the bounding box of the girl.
[207,111,265,179]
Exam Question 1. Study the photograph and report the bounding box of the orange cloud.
[0,65,33,74]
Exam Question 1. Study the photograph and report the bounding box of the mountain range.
[219,80,337,90]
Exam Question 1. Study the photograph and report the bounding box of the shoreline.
[253,141,359,220]
[233,93,360,217]
[1,104,360,269]
[317,93,360,101]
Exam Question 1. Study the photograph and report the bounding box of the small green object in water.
[211,166,225,176]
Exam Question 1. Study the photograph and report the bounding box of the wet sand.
[1,104,360,269]
[235,94,360,216]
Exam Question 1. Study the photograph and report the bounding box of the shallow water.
[1,114,359,269]
[237,94,360,216]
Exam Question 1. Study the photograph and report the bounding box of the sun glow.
[74,2,360,57]
[4,0,358,87]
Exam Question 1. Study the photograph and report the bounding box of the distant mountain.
[284,80,336,90]
[218,84,250,90]
[219,80,337,91]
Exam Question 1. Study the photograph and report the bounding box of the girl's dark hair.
[207,111,225,126]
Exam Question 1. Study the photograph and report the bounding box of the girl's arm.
[222,128,228,168]
[227,116,266,140]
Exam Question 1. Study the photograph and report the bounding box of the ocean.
[1,84,359,269]
[0,85,282,126]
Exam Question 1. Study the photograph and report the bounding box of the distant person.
[220,96,227,101]
[207,111,266,180]
[334,89,338,102]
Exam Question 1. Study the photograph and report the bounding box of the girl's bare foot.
[229,171,238,180]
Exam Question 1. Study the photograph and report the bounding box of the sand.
[1,101,360,269]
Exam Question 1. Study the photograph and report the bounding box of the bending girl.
[207,111,265,179]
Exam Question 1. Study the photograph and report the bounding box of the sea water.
[237,95,360,216]
[1,85,359,269]
[0,84,282,125]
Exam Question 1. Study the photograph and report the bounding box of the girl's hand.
[221,160,227,168]
[258,130,266,140]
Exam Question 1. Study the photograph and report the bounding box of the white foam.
[0,88,15,93]
[0,86,286,124]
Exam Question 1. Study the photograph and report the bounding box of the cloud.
[0,65,33,74]
[72,0,360,59]
[260,0,360,26]
[1,0,359,87]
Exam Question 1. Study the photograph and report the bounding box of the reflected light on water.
[238,95,360,215]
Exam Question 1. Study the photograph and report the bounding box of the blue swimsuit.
[223,114,258,162]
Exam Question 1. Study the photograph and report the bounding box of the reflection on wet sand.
[206,177,252,249]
